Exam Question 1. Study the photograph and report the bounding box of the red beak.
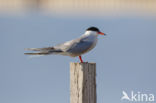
[98,32,105,35]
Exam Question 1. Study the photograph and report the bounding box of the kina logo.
[121,91,155,102]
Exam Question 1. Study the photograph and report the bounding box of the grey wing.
[66,40,93,54]
[53,37,82,51]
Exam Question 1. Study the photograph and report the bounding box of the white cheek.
[85,31,97,35]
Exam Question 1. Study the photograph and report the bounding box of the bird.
[24,27,106,63]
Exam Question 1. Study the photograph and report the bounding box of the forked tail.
[24,47,63,55]
[24,52,50,55]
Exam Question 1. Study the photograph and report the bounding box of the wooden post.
[70,62,96,103]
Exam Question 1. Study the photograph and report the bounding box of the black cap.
[86,27,100,32]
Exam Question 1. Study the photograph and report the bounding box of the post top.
[70,62,96,65]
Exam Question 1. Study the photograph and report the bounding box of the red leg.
[79,56,83,63]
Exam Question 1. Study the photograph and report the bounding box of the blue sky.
[0,14,156,103]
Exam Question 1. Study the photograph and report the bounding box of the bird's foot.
[79,56,83,63]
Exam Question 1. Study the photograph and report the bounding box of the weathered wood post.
[70,62,96,103]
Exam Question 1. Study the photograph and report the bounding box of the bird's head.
[85,27,106,36]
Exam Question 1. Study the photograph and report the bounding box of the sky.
[0,7,156,103]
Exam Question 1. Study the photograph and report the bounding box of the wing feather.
[66,40,93,54]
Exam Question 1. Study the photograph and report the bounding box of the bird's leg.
[79,56,83,63]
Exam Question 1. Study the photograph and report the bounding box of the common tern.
[24,27,106,62]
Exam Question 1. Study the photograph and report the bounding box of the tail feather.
[24,47,63,55]
[24,52,50,55]
[25,47,54,51]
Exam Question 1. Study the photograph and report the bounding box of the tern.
[24,27,106,62]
